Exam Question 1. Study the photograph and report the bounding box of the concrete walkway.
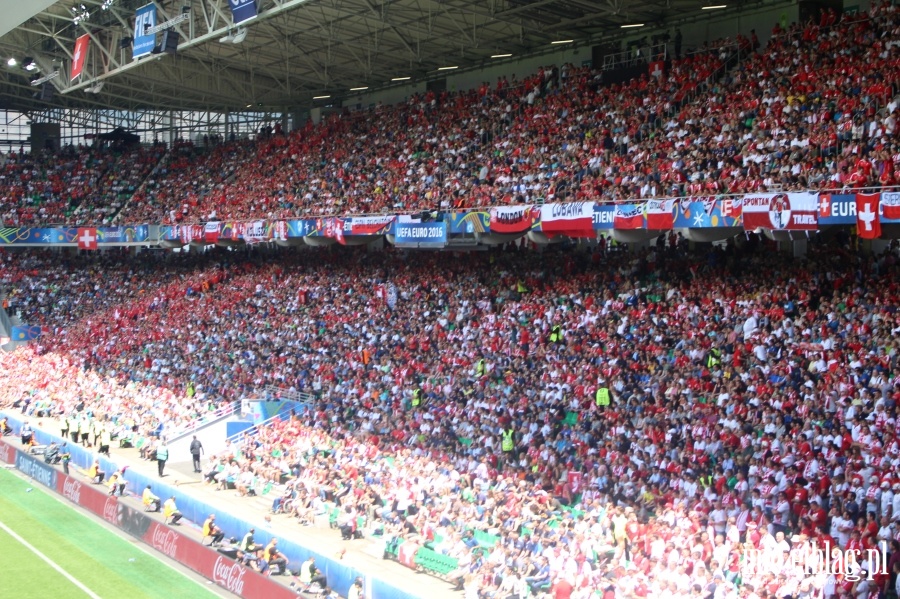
[20,417,461,599]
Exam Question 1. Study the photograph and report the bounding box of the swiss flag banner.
[644,199,674,230]
[856,193,881,239]
[614,204,644,230]
[71,34,90,81]
[77,227,98,250]
[649,61,665,78]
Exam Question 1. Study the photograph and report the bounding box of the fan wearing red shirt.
[552,578,574,599]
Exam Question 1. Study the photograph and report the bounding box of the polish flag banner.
[613,204,644,230]
[204,222,220,244]
[540,202,594,237]
[881,191,900,221]
[856,193,881,239]
[644,199,674,230]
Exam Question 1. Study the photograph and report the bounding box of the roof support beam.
[63,0,316,94]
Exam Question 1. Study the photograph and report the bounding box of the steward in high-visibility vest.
[595,387,610,407]
[142,485,160,511]
[501,429,515,452]
[516,281,528,293]
[475,359,486,377]
[411,388,423,408]
[707,348,721,369]
[549,325,562,344]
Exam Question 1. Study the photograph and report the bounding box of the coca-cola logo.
[150,525,179,559]
[212,556,246,594]
[102,497,117,524]
[0,442,12,464]
[62,478,82,504]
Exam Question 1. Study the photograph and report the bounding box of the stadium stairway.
[110,147,169,224]
[0,293,25,353]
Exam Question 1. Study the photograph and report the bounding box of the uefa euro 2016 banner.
[393,222,448,246]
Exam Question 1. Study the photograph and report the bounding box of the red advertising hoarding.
[0,441,294,599]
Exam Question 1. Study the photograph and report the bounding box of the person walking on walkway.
[189,436,204,473]
[156,440,169,477]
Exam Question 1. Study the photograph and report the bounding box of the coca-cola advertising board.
[142,521,291,599]
[58,475,120,526]
[0,442,294,599]
[0,440,14,465]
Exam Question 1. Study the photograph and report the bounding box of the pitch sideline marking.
[0,518,102,599]
[2,468,225,598]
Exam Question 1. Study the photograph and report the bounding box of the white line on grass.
[0,518,102,599]
[4,469,225,598]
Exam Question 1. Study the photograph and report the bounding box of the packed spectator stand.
[3,234,900,599]
[0,143,165,226]
[95,2,900,224]
[3,4,900,599]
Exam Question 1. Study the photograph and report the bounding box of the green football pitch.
[0,466,222,599]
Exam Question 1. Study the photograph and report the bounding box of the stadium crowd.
[0,143,165,226]
[2,5,899,229]
[1,235,900,599]
[104,1,900,225]
[2,4,900,599]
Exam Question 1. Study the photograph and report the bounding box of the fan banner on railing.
[177,224,203,244]
[613,204,644,230]
[71,34,90,81]
[740,192,818,231]
[323,218,346,245]
[488,206,534,234]
[881,191,900,222]
[270,220,289,241]
[241,220,267,244]
[227,0,258,25]
[77,227,99,250]
[132,4,157,59]
[539,202,594,237]
[347,215,396,236]
[817,194,857,225]
[644,199,675,230]
[203,222,220,244]
[856,193,881,239]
